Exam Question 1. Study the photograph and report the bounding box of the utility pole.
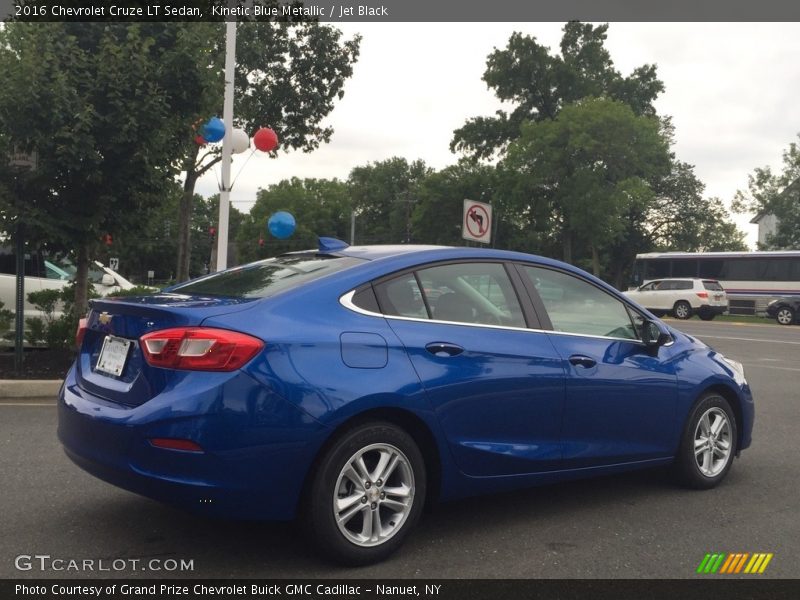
[215,16,237,271]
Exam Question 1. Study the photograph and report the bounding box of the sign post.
[462,199,493,245]
[9,147,37,375]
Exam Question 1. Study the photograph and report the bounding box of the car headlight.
[720,355,747,384]
[767,299,778,307]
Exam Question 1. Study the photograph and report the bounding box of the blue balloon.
[201,117,225,143]
[268,211,296,240]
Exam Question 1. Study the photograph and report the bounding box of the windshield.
[169,255,364,299]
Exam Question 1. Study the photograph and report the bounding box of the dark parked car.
[59,239,754,565]
[766,296,800,325]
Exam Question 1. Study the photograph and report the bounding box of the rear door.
[375,261,565,477]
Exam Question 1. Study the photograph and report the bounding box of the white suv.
[624,278,728,320]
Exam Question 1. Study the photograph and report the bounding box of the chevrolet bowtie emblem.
[98,312,112,325]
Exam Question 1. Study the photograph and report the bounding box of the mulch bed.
[0,348,76,379]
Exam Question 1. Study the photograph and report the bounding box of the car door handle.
[568,354,597,368]
[426,342,464,357]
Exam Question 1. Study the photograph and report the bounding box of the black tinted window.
[703,280,724,291]
[375,275,428,319]
[351,286,380,313]
[672,260,697,277]
[171,255,363,298]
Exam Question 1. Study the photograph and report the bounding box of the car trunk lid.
[76,294,260,407]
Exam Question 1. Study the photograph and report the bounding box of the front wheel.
[673,300,693,320]
[674,394,738,489]
[305,422,426,565]
[776,306,795,326]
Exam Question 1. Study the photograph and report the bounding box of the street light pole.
[215,18,237,272]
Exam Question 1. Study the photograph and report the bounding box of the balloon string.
[213,162,223,192]
[229,149,257,192]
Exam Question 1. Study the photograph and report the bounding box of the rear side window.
[703,280,724,291]
[171,255,363,299]
[417,262,525,327]
[374,275,428,319]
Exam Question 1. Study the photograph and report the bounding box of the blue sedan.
[58,239,754,565]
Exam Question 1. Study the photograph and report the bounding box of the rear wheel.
[673,301,692,320]
[674,393,737,489]
[776,306,794,326]
[305,422,426,565]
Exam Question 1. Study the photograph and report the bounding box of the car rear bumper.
[697,305,727,317]
[57,366,328,521]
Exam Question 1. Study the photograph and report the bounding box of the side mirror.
[101,273,116,286]
[642,319,672,348]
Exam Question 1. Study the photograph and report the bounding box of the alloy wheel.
[693,407,733,477]
[333,443,415,548]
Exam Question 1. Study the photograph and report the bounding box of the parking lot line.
[692,335,800,345]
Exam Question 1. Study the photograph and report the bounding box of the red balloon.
[253,127,278,152]
[194,135,207,146]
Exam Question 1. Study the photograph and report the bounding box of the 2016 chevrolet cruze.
[58,239,754,564]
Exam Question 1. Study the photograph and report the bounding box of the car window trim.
[341,289,652,345]
[341,259,659,346]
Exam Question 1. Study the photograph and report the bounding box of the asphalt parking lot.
[1,320,797,579]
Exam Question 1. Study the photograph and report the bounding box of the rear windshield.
[170,255,364,299]
[703,280,724,291]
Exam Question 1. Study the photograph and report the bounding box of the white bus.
[629,251,800,315]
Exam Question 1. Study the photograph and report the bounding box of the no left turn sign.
[462,199,492,244]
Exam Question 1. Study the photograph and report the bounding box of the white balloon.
[231,128,250,154]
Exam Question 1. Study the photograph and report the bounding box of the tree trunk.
[562,230,573,264]
[176,146,200,283]
[74,243,90,318]
[591,244,600,276]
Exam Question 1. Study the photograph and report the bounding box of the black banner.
[3,0,800,22]
[4,579,800,600]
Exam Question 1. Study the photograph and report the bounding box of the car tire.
[698,313,715,321]
[305,421,426,565]
[673,301,692,320]
[775,306,794,326]
[674,393,738,489]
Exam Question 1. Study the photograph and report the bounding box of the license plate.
[96,335,132,377]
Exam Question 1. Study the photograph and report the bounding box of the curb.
[0,379,63,399]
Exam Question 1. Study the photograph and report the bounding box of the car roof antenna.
[318,237,350,253]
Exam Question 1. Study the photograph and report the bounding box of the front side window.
[522,266,638,340]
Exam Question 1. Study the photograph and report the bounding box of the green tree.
[603,161,747,288]
[174,22,361,281]
[0,23,207,315]
[733,134,800,249]
[501,98,671,275]
[451,23,664,160]
[348,158,432,244]
[237,177,353,262]
[412,161,498,246]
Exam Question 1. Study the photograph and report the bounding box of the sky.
[194,22,800,248]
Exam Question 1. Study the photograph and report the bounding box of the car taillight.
[75,317,88,348]
[696,292,708,299]
[140,327,263,371]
